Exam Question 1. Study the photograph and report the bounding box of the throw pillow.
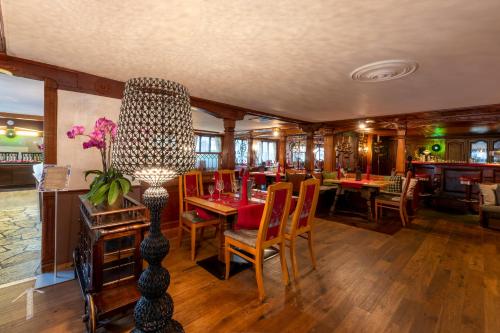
[479,184,497,205]
[322,171,337,180]
[386,175,403,193]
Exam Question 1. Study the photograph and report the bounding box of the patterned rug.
[0,205,41,285]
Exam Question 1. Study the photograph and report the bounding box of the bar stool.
[459,176,480,211]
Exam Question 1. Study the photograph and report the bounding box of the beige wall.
[57,90,121,190]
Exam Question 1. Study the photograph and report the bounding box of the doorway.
[0,73,44,286]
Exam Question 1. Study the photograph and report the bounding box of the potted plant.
[67,117,131,209]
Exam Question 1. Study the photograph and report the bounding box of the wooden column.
[247,132,254,167]
[305,131,315,172]
[278,134,286,168]
[323,128,335,171]
[366,134,373,171]
[41,78,58,272]
[221,119,236,170]
[395,128,406,174]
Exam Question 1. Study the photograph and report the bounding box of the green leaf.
[89,183,110,205]
[108,180,120,205]
[84,170,102,181]
[118,178,131,195]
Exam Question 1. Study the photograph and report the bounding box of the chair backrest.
[219,169,235,192]
[256,182,293,247]
[253,173,267,186]
[289,178,320,234]
[400,170,413,210]
[178,170,203,213]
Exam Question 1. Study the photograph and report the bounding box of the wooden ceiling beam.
[0,1,6,54]
[0,112,44,122]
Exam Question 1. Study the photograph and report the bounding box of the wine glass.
[208,184,214,201]
[232,180,240,199]
[217,181,224,200]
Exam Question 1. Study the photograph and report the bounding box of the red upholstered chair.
[224,182,292,302]
[178,171,220,261]
[253,172,267,190]
[219,169,236,192]
[284,178,320,280]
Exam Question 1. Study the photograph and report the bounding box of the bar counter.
[412,161,500,199]
[0,162,38,188]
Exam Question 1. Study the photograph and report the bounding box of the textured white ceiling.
[192,109,287,133]
[3,0,500,122]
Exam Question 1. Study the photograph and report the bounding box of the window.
[254,140,277,165]
[470,140,487,163]
[314,144,324,166]
[235,139,248,165]
[195,135,221,170]
[286,136,306,169]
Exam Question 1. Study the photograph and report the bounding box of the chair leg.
[190,226,197,261]
[279,242,290,285]
[255,251,265,302]
[177,221,183,248]
[399,209,406,227]
[307,231,317,270]
[225,241,230,280]
[289,239,298,280]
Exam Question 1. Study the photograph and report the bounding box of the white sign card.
[38,165,71,192]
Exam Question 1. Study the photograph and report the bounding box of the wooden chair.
[284,178,320,280]
[224,182,292,302]
[218,169,236,192]
[375,171,413,226]
[178,171,220,261]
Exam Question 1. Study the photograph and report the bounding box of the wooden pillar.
[221,119,236,170]
[395,128,406,174]
[278,134,286,168]
[366,134,373,172]
[305,131,315,172]
[247,133,254,167]
[323,128,335,171]
[41,78,58,272]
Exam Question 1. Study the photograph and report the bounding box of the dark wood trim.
[0,111,44,122]
[0,1,5,53]
[43,78,58,164]
[0,54,125,99]
[0,54,308,125]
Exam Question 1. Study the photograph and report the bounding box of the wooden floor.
[0,209,499,332]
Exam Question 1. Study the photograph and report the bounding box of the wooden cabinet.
[0,164,36,188]
[446,140,466,161]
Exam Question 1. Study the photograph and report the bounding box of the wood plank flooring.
[0,209,499,332]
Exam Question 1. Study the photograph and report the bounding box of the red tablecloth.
[340,180,367,189]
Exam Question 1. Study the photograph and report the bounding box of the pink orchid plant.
[67,117,130,206]
[67,117,117,172]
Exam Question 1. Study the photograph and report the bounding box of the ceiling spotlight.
[0,68,13,76]
[272,128,280,137]
[358,123,367,130]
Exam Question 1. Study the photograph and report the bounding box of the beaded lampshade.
[112,77,196,185]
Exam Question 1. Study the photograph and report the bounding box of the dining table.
[184,190,268,279]
[328,178,391,221]
[184,189,297,279]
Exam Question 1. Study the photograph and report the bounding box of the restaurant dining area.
[1,1,500,333]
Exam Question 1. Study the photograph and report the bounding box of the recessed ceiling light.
[350,60,418,82]
[0,68,13,76]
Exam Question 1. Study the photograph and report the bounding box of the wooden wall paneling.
[322,129,335,172]
[395,128,407,174]
[278,134,286,168]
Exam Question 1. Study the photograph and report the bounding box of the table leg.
[329,186,342,216]
[218,215,234,262]
[361,188,375,222]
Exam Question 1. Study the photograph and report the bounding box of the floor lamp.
[112,78,196,332]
